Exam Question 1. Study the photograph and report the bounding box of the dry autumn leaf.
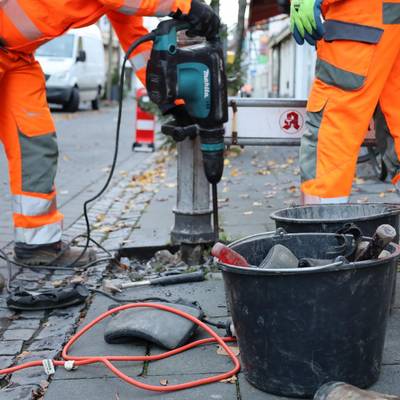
[217,345,240,357]
[220,375,238,384]
[160,379,169,386]
[230,168,239,177]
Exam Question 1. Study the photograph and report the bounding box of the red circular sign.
[279,110,304,134]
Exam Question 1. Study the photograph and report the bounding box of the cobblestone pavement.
[0,139,399,399]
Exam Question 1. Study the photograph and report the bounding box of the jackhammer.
[146,19,228,241]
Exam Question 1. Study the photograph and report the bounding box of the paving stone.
[0,308,15,319]
[28,335,67,352]
[148,344,234,376]
[11,350,59,386]
[16,310,46,319]
[0,356,15,370]
[372,365,400,396]
[8,318,41,331]
[0,340,24,356]
[14,272,47,282]
[383,308,400,364]
[0,385,38,400]
[117,278,228,318]
[239,375,298,400]
[45,374,237,400]
[3,329,35,341]
[36,314,76,340]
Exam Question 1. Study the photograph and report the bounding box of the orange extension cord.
[0,303,240,392]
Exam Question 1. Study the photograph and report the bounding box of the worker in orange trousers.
[291,0,400,204]
[0,0,220,266]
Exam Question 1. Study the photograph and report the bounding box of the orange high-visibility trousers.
[300,0,400,204]
[0,0,191,244]
[0,51,63,244]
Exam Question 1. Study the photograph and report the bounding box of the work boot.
[14,241,96,267]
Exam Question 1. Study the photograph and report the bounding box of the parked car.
[36,25,105,112]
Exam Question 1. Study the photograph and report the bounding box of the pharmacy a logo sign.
[280,110,304,134]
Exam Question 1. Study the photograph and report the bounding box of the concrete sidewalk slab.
[45,374,237,400]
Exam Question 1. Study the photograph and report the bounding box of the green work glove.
[290,0,325,45]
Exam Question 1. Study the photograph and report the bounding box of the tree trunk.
[209,0,220,15]
[234,0,247,71]
[229,0,247,94]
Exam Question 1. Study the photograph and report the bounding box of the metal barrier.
[225,98,376,147]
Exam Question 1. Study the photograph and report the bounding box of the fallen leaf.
[160,379,169,386]
[220,375,238,384]
[257,169,270,176]
[230,168,239,177]
[217,345,240,357]
[379,192,385,198]
[70,276,85,284]
[224,159,231,166]
[354,177,365,184]
[96,214,106,222]
[52,280,64,288]
[165,183,177,189]
[63,154,70,161]
[17,351,31,360]
[222,186,229,193]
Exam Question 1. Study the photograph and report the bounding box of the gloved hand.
[172,0,220,40]
[290,0,325,46]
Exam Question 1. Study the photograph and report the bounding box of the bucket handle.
[263,257,347,273]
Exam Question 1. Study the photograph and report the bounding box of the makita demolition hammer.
[146,19,228,237]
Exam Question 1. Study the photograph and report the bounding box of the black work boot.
[14,241,96,267]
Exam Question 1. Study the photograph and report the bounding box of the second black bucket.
[218,232,400,398]
[270,203,400,242]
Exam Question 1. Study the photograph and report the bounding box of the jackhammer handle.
[150,271,205,286]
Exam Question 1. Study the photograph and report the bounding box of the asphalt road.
[0,99,140,248]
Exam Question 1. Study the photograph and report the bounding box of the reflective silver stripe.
[316,58,365,91]
[118,0,142,15]
[2,0,42,40]
[15,221,62,245]
[155,0,175,17]
[13,195,57,217]
[129,50,151,71]
[324,20,383,44]
[301,192,349,205]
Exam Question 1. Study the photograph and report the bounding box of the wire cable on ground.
[0,303,240,392]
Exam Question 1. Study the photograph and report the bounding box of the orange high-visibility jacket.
[0,0,191,81]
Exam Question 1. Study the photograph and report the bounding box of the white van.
[36,25,105,112]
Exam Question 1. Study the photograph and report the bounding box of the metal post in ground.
[171,136,215,265]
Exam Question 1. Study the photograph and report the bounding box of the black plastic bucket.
[270,203,400,242]
[218,231,400,398]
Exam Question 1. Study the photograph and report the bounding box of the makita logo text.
[204,69,210,99]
